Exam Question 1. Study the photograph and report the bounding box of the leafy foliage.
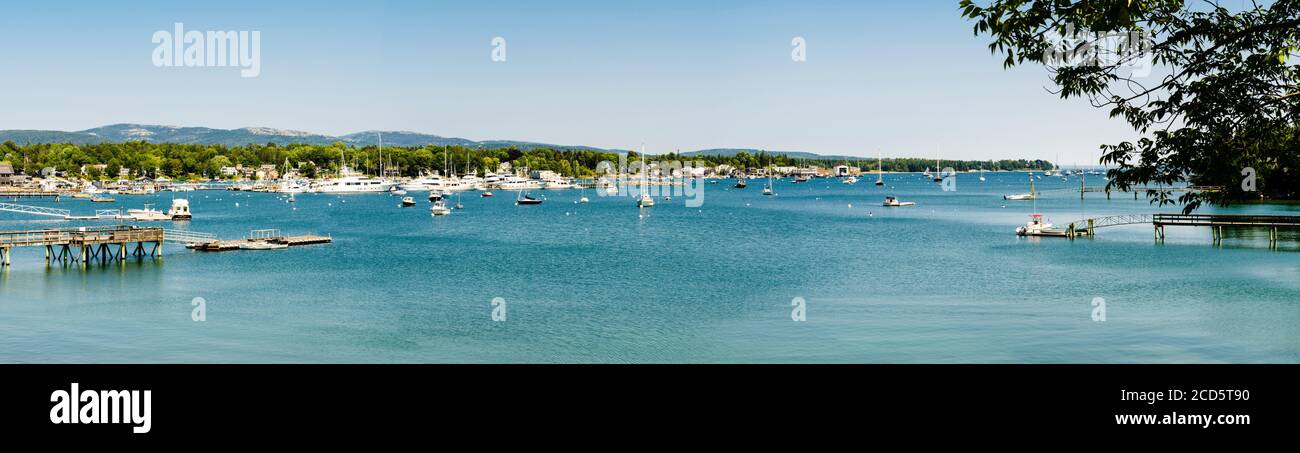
[961,0,1300,212]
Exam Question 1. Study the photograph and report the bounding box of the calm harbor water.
[2,172,1298,363]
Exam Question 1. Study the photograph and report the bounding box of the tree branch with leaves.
[961,0,1299,212]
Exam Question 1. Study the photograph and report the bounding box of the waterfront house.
[530,170,558,180]
[256,165,279,180]
[833,165,861,177]
[0,163,14,185]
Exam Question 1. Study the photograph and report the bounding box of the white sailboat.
[763,164,775,196]
[875,152,885,186]
[1003,173,1038,200]
[515,157,544,205]
[637,147,655,208]
[576,159,590,203]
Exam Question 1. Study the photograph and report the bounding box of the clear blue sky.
[0,0,1133,163]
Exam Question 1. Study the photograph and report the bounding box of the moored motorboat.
[882,196,915,207]
[239,241,289,250]
[127,205,171,221]
[1015,214,1058,236]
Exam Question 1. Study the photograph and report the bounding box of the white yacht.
[442,177,476,192]
[279,179,309,194]
[313,146,396,193]
[401,172,447,192]
[542,177,575,190]
[481,171,503,189]
[127,205,171,221]
[460,174,483,190]
[167,199,192,220]
[499,174,542,191]
[312,168,397,193]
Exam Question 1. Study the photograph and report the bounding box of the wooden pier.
[1153,214,1299,247]
[1074,183,1222,200]
[0,225,164,267]
[1044,213,1299,248]
[0,192,62,200]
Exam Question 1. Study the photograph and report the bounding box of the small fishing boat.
[400,197,416,207]
[481,191,494,197]
[91,197,115,203]
[882,196,915,207]
[430,203,452,216]
[1015,214,1059,236]
[734,178,748,189]
[579,196,590,204]
[430,191,453,215]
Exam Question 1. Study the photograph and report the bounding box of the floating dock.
[186,229,332,252]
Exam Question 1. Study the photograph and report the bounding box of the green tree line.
[0,140,1053,181]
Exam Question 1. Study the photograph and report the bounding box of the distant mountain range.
[0,124,853,158]
[0,124,616,152]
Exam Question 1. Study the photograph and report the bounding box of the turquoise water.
[2,172,1298,363]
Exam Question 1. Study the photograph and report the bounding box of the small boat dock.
[1024,213,1299,247]
[0,192,61,200]
[187,229,332,252]
[0,225,168,267]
